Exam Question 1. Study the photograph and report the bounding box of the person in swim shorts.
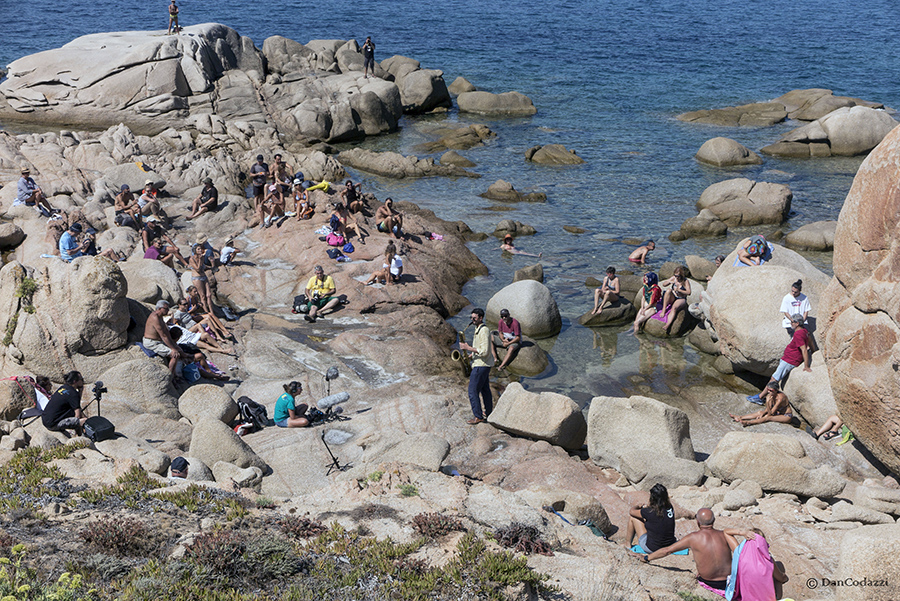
[628,240,655,264]
[375,198,403,239]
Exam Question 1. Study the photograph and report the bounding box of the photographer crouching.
[41,371,89,435]
[303,265,340,323]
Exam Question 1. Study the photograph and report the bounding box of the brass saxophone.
[451,322,473,377]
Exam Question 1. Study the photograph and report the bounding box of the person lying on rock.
[59,222,120,262]
[185,285,232,338]
[628,239,655,264]
[340,179,365,213]
[491,309,521,372]
[114,184,142,229]
[810,414,844,441]
[642,508,733,595]
[592,266,620,315]
[142,217,187,267]
[499,234,540,257]
[304,265,340,323]
[41,370,88,435]
[738,235,767,266]
[186,178,218,221]
[375,198,403,240]
[730,381,793,427]
[168,322,233,356]
[16,166,59,217]
[144,300,193,376]
[659,266,691,334]
[138,180,167,223]
[274,380,314,428]
[746,313,811,404]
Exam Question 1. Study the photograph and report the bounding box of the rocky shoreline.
[0,25,898,601]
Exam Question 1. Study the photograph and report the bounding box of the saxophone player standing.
[458,308,494,424]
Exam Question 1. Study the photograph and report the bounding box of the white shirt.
[390,255,403,276]
[780,292,810,327]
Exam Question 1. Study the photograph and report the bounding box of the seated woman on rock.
[173,296,231,342]
[625,484,679,555]
[365,242,403,286]
[290,179,315,220]
[331,202,367,244]
[259,184,286,228]
[631,272,662,334]
[274,380,312,428]
[591,266,620,315]
[738,235,768,266]
[184,285,231,340]
[659,266,691,334]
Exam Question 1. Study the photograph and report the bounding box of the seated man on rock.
[114,184,142,229]
[143,300,192,376]
[731,381,793,427]
[41,371,88,435]
[186,177,219,220]
[304,265,340,323]
[138,180,167,223]
[59,223,120,262]
[375,197,403,239]
[642,508,734,594]
[142,217,187,267]
[340,179,365,213]
[15,166,58,217]
[144,237,179,268]
[491,309,521,372]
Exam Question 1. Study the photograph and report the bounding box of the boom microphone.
[318,392,350,410]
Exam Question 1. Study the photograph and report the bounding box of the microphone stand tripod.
[321,431,351,475]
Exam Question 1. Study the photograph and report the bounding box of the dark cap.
[170,456,189,474]
[69,223,83,233]
[314,265,324,273]
[256,154,264,161]
[203,177,213,185]
[120,184,130,191]
[500,309,510,318]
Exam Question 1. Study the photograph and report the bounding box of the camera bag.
[84,416,115,442]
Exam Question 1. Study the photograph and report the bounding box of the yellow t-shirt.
[306,275,335,296]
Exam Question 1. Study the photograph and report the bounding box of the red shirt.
[782,328,809,366]
[144,246,161,260]
[498,317,521,341]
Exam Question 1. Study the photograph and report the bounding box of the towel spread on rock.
[726,536,777,601]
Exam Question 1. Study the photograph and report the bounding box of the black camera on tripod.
[92,381,108,400]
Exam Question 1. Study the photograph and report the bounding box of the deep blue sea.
[3,1,899,399]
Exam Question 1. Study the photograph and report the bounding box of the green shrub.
[80,516,151,556]
[411,512,466,538]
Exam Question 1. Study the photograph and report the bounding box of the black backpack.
[237,396,268,432]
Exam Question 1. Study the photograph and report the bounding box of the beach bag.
[292,294,309,314]
[325,232,345,246]
[326,248,344,260]
[342,242,355,254]
[237,396,268,432]
[182,362,202,383]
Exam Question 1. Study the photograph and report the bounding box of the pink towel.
[733,537,776,601]
[650,303,672,323]
[698,580,727,597]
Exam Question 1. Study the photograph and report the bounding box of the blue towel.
[135,341,158,358]
[630,544,689,555]
[732,242,774,267]
[725,540,744,601]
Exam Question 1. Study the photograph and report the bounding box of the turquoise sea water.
[3,1,899,399]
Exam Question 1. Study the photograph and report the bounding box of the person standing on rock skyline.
[362,37,376,78]
[167,0,179,35]
[250,154,269,214]
[459,308,494,424]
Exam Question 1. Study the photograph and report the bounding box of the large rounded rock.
[821,125,900,475]
[0,223,25,249]
[673,209,728,239]
[118,259,183,304]
[774,88,885,121]
[94,436,171,475]
[677,102,787,127]
[212,461,263,488]
[0,377,36,420]
[398,68,452,114]
[696,178,792,226]
[784,220,837,251]
[684,255,718,282]
[763,106,898,157]
[501,336,549,377]
[525,144,585,165]
[0,259,129,380]
[457,91,537,116]
[486,281,561,339]
[707,431,845,497]
[695,137,763,167]
[447,76,476,95]
[100,358,180,419]
[587,395,695,471]
[178,384,239,425]
[835,524,900,600]
[189,418,266,471]
[706,243,830,375]
[488,383,586,450]
[578,298,636,327]
[480,180,546,203]
[513,264,543,283]
[782,354,837,428]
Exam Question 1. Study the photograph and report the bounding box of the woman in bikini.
[660,266,691,334]
[292,180,314,220]
[332,202,367,244]
[189,244,214,315]
[185,286,231,341]
[592,266,620,315]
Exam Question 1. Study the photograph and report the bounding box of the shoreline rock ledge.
[0,24,450,142]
